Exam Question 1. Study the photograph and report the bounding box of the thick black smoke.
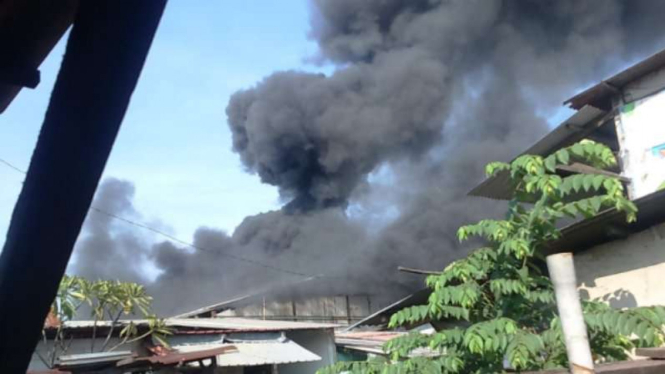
[71,1,665,315]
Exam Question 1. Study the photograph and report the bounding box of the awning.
[57,351,134,370]
[565,48,665,110]
[175,340,322,367]
[468,105,608,200]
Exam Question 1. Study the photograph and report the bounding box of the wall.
[575,222,665,308]
[283,329,337,374]
[219,295,375,325]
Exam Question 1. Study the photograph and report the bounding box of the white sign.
[616,89,665,199]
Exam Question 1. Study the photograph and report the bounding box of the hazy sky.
[0,1,335,248]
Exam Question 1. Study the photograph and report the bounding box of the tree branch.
[398,266,442,275]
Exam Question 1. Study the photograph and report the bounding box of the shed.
[31,317,338,374]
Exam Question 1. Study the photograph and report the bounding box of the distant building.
[177,294,378,327]
[175,277,388,327]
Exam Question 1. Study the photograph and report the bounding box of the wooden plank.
[636,347,665,359]
[348,296,371,317]
[556,162,630,183]
[398,266,441,275]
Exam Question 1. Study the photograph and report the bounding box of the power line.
[88,207,314,277]
[0,157,27,174]
[0,156,324,279]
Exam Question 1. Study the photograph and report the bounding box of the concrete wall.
[283,329,337,374]
[220,295,375,325]
[575,222,665,308]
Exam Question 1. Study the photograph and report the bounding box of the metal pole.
[547,252,594,374]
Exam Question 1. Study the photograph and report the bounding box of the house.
[178,293,378,327]
[30,317,338,374]
[470,48,665,309]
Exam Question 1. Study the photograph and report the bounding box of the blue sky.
[0,1,334,248]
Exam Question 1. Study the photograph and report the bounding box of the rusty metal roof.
[565,48,665,110]
[468,105,608,200]
[336,331,439,357]
[336,331,402,344]
[335,331,403,355]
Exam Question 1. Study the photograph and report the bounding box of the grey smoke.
[71,1,665,315]
[71,178,151,284]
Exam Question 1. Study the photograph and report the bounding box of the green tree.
[321,140,665,373]
[38,276,171,368]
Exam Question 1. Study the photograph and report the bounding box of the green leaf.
[556,149,570,165]
[592,175,605,190]
[572,175,583,192]
[544,156,557,173]
[582,174,594,192]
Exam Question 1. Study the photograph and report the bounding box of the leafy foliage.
[39,276,171,368]
[319,140,665,374]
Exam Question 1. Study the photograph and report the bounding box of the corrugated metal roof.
[468,105,608,200]
[58,351,133,363]
[175,341,321,367]
[565,48,665,110]
[57,351,134,370]
[336,331,403,347]
[57,317,337,333]
[58,320,119,329]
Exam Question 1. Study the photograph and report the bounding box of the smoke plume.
[70,1,665,315]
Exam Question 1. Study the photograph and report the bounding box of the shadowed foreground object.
[0,1,166,372]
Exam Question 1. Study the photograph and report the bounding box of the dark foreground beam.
[0,1,166,372]
[0,0,79,113]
